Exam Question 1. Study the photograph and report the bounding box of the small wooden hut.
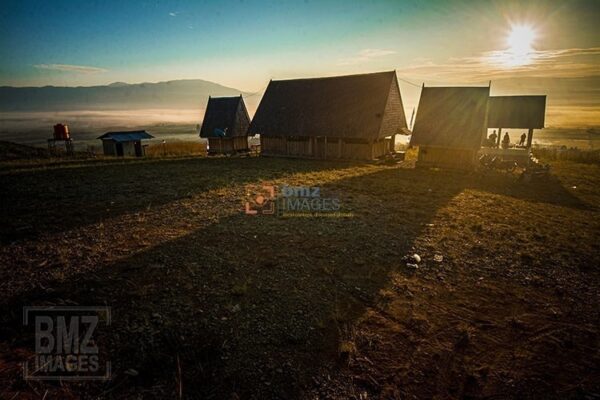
[248,71,408,160]
[409,86,490,169]
[199,95,250,155]
[98,130,154,157]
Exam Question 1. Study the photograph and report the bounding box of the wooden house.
[248,71,408,160]
[409,86,490,169]
[199,95,250,155]
[98,130,154,157]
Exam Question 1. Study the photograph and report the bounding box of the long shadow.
[0,164,590,398]
[0,164,466,398]
[468,169,591,210]
[0,156,354,243]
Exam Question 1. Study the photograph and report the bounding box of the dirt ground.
[0,152,598,399]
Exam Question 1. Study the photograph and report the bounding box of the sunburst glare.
[489,24,538,67]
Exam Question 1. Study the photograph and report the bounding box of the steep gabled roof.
[410,86,490,150]
[200,95,250,138]
[97,130,154,142]
[487,95,546,129]
[248,71,407,139]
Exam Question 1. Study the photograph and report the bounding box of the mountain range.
[0,79,248,111]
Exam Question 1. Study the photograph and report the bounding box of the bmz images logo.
[23,306,111,381]
[244,183,350,217]
[244,184,276,215]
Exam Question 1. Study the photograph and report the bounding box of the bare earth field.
[0,151,599,399]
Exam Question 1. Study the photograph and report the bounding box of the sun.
[491,24,538,67]
[507,25,536,55]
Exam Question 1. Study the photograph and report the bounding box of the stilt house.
[248,71,408,160]
[409,86,490,169]
[199,95,250,154]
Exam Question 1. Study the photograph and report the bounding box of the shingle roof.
[199,96,250,138]
[97,130,154,142]
[248,71,407,140]
[410,86,490,150]
[487,95,546,129]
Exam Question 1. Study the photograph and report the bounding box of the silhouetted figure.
[519,132,527,147]
[502,132,510,149]
[488,131,498,147]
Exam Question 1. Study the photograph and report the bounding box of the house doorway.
[134,141,143,157]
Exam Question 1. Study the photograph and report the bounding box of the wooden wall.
[261,136,391,160]
[101,140,138,157]
[208,137,249,154]
[121,141,136,156]
[416,146,477,169]
[378,76,406,137]
[102,140,116,156]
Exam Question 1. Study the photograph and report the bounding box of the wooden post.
[390,134,396,153]
[338,138,342,159]
[324,137,328,160]
[496,128,502,148]
[526,128,534,149]
[285,136,289,156]
[370,140,374,160]
[308,137,313,157]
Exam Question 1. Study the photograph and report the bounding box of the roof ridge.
[423,85,490,89]
[376,72,399,138]
[208,95,243,100]
[270,70,395,83]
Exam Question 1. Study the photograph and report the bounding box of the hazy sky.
[1,0,598,89]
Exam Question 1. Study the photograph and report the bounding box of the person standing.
[519,132,527,147]
[488,130,498,147]
[502,132,510,149]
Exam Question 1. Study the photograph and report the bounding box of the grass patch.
[533,146,600,164]
[145,140,207,157]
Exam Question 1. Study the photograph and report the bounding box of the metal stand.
[48,138,74,155]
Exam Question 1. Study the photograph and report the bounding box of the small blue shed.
[98,130,154,157]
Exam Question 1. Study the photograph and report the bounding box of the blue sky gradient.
[1,0,598,91]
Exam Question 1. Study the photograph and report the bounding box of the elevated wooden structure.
[199,95,250,155]
[249,71,408,160]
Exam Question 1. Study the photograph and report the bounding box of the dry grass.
[145,140,207,157]
[0,153,598,399]
[533,146,600,164]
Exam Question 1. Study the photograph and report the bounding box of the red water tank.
[53,124,70,140]
[63,125,70,140]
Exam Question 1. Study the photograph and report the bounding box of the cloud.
[396,47,600,83]
[337,48,396,66]
[34,64,108,74]
[169,12,179,17]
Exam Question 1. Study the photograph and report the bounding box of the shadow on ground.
[0,157,352,243]
[0,161,595,399]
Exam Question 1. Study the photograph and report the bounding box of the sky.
[0,0,599,126]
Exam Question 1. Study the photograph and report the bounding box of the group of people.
[484,130,528,149]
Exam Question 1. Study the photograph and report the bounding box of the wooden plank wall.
[208,138,233,154]
[261,136,287,155]
[102,140,116,156]
[233,136,249,151]
[208,137,249,154]
[417,146,476,169]
[261,136,391,160]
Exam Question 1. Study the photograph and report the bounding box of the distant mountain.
[0,79,248,111]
